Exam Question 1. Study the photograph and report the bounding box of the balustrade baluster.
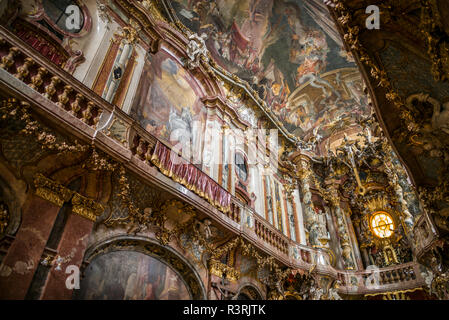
[135,138,146,159]
[30,67,47,91]
[0,46,19,70]
[44,76,61,100]
[57,85,73,109]
[81,101,95,125]
[15,57,34,80]
[70,93,84,116]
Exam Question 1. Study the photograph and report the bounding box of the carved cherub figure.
[140,207,153,232]
[195,218,217,240]
[126,207,153,234]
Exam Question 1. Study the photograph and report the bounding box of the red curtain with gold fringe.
[151,141,231,213]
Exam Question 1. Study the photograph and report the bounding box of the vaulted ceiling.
[167,0,371,144]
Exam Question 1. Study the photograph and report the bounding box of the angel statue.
[421,269,434,295]
[195,218,216,240]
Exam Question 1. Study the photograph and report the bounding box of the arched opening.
[75,237,206,300]
[236,284,263,300]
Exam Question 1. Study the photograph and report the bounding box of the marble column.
[382,143,415,233]
[295,156,328,248]
[40,193,103,299]
[0,174,72,299]
[327,183,356,270]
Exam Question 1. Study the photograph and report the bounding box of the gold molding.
[34,173,73,207]
[71,193,104,222]
[364,287,424,299]
[34,174,104,221]
[209,258,240,282]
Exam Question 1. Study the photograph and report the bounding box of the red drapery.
[12,19,68,67]
[151,141,231,213]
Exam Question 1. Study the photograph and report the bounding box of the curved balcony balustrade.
[336,261,426,296]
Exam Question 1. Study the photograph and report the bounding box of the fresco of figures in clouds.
[132,49,206,155]
[75,251,191,300]
[170,0,370,140]
[284,68,369,140]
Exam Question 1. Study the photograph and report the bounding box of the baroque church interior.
[0,0,448,301]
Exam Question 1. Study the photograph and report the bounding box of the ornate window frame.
[28,0,92,40]
[369,211,395,239]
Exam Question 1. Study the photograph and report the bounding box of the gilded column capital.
[327,184,341,207]
[34,173,73,207]
[295,157,312,181]
[284,183,296,198]
[0,202,9,234]
[121,26,138,45]
[71,193,104,222]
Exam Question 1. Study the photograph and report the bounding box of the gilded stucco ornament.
[0,98,88,155]
[104,170,197,246]
[185,33,209,70]
[420,0,449,82]
[121,26,138,45]
[34,173,73,207]
[328,0,420,128]
[0,202,9,234]
[140,0,167,22]
[71,193,104,222]
[207,237,241,282]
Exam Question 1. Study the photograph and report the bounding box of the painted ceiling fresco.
[170,0,371,140]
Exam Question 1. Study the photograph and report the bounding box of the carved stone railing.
[0,25,428,296]
[238,202,331,268]
[0,27,106,128]
[252,211,289,256]
[336,261,425,295]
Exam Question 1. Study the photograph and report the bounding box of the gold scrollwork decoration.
[71,193,104,222]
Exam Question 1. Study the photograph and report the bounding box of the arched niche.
[76,236,206,300]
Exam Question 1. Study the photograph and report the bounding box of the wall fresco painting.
[133,49,206,155]
[75,251,191,300]
[284,68,369,139]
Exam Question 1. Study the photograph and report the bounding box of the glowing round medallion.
[370,211,394,238]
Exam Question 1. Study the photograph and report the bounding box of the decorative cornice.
[34,173,104,221]
[34,173,73,207]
